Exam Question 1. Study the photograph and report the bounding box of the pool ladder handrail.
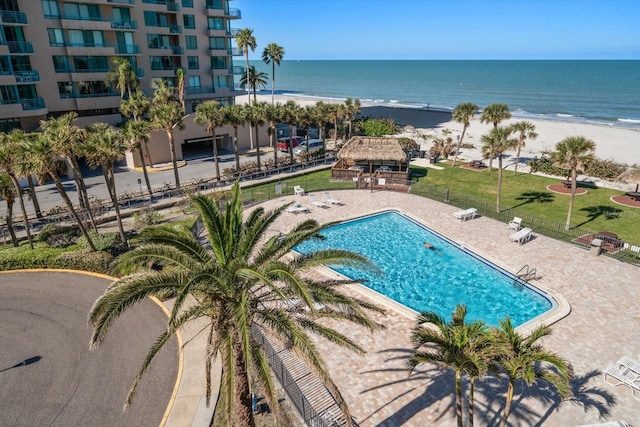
[516,264,539,281]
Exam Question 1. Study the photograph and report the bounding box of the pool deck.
[261,189,640,427]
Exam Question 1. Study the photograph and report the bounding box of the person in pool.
[424,242,441,254]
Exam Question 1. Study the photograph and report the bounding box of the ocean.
[249,60,640,129]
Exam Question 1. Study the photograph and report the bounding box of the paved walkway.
[254,189,639,427]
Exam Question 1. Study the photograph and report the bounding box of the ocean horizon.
[249,60,640,129]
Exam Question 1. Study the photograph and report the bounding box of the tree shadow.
[512,191,555,209]
[0,356,41,373]
[575,205,623,228]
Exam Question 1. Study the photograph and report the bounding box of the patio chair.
[294,185,305,196]
[617,356,640,374]
[308,194,328,208]
[285,203,309,214]
[323,191,342,205]
[509,227,533,245]
[603,362,640,400]
[453,208,477,222]
[508,216,523,230]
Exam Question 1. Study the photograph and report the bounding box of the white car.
[292,139,324,157]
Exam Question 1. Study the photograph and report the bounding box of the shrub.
[527,156,567,176]
[0,245,69,270]
[353,117,398,137]
[35,224,80,245]
[54,250,114,273]
[77,231,128,256]
[585,158,627,180]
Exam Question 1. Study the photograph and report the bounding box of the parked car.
[276,136,304,152]
[292,139,324,157]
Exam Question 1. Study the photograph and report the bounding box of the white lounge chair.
[578,421,631,427]
[323,191,342,205]
[508,216,523,230]
[308,194,328,208]
[603,363,640,400]
[453,208,477,222]
[294,185,305,196]
[509,227,533,245]
[617,356,640,374]
[285,203,309,214]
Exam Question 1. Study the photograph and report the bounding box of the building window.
[209,37,226,49]
[183,14,195,29]
[72,56,109,72]
[207,17,224,30]
[210,56,226,69]
[206,0,222,9]
[62,2,100,20]
[188,76,200,88]
[147,34,169,49]
[144,10,168,27]
[52,55,69,72]
[214,75,229,89]
[58,81,74,98]
[185,35,197,50]
[47,28,65,46]
[42,0,60,18]
[182,0,193,7]
[187,56,199,70]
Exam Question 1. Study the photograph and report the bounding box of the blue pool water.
[294,211,553,327]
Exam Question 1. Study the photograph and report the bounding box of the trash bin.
[590,238,602,256]
[420,150,426,158]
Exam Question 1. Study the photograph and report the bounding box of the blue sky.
[232,0,640,60]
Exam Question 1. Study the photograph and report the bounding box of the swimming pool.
[294,211,554,327]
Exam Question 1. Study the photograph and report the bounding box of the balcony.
[110,19,138,30]
[21,97,46,111]
[227,27,240,36]
[185,85,214,96]
[168,45,184,55]
[106,0,135,4]
[1,10,28,24]
[14,70,40,83]
[142,0,180,12]
[8,41,33,54]
[169,24,182,34]
[230,65,244,75]
[116,44,141,54]
[150,64,181,71]
[228,8,241,18]
[228,48,242,56]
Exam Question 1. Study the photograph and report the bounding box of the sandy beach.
[239,94,640,170]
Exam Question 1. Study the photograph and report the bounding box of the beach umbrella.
[617,168,640,192]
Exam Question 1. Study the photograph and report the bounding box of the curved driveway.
[0,271,178,427]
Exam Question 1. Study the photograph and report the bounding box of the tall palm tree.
[344,98,361,140]
[194,101,225,179]
[407,304,490,427]
[282,100,302,164]
[327,103,342,143]
[264,102,283,166]
[236,28,257,149]
[105,57,140,99]
[481,126,518,213]
[239,66,268,103]
[246,102,268,171]
[480,103,511,170]
[40,112,97,232]
[451,102,478,167]
[492,318,572,427]
[0,130,34,248]
[120,90,151,121]
[550,136,596,230]
[25,135,96,251]
[83,123,128,243]
[88,184,383,427]
[223,104,246,174]
[510,121,538,174]
[122,119,153,196]
[0,171,18,246]
[261,42,285,105]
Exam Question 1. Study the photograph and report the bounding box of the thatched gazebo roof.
[337,137,407,162]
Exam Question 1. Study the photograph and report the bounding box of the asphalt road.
[0,271,178,427]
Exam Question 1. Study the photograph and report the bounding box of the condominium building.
[0,0,244,134]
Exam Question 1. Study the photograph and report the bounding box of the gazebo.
[331,137,409,182]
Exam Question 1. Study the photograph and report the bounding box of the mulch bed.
[546,184,587,195]
[611,195,640,208]
[459,164,488,172]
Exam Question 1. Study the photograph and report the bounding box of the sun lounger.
[285,203,309,214]
[509,227,533,245]
[603,363,640,400]
[294,185,305,196]
[578,421,631,427]
[308,194,328,208]
[508,216,522,230]
[323,191,342,205]
[617,356,640,374]
[453,208,477,222]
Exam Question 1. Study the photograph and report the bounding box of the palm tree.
[0,130,34,248]
[83,123,128,243]
[327,103,342,143]
[223,104,246,174]
[264,102,283,166]
[122,119,153,196]
[481,126,518,213]
[239,66,268,103]
[194,101,225,179]
[25,135,96,251]
[300,105,315,157]
[510,121,538,174]
[246,102,268,171]
[407,304,490,427]
[0,171,18,246]
[12,132,42,218]
[236,28,257,148]
[550,136,596,230]
[344,98,361,140]
[312,101,332,152]
[120,90,151,121]
[88,183,383,427]
[105,57,140,99]
[261,42,285,105]
[492,318,572,427]
[480,103,511,170]
[40,112,97,232]
[451,102,478,167]
[282,100,302,164]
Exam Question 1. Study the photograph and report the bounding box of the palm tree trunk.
[167,128,181,188]
[514,144,523,174]
[105,166,126,243]
[455,370,463,427]
[499,382,515,427]
[143,141,154,167]
[245,55,254,150]
[10,174,33,249]
[468,377,476,427]
[4,200,18,246]
[254,125,261,171]
[271,62,275,105]
[232,342,256,427]
[565,169,577,230]
[137,145,153,196]
[497,155,503,213]
[51,173,96,251]
[69,157,98,232]
[27,175,42,218]
[211,130,220,179]
[233,127,241,174]
[451,125,468,167]
[270,122,278,167]
[288,125,294,164]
